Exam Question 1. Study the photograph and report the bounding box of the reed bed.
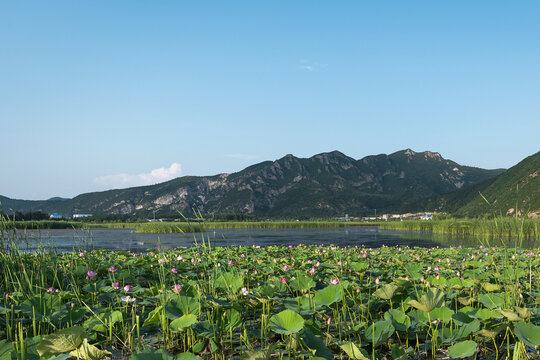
[134,222,205,234]
[204,220,360,229]
[380,218,540,240]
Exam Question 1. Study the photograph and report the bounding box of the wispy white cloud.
[94,163,182,188]
[224,153,259,161]
[298,60,326,72]
[299,65,314,72]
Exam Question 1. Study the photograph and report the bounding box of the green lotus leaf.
[447,340,477,358]
[445,320,481,343]
[129,349,176,359]
[170,314,198,331]
[430,306,454,323]
[339,342,369,360]
[391,344,412,360]
[0,340,13,360]
[176,353,203,360]
[478,293,506,309]
[68,338,111,360]
[215,271,244,293]
[301,330,333,360]
[513,321,540,347]
[481,283,500,292]
[223,309,242,331]
[313,285,343,307]
[290,271,316,292]
[165,296,199,319]
[452,312,474,325]
[497,309,521,322]
[457,297,476,306]
[268,310,305,335]
[365,320,394,347]
[283,296,315,315]
[476,325,506,339]
[349,262,369,273]
[373,284,399,300]
[37,326,86,358]
[384,309,411,332]
[143,305,164,326]
[474,308,503,321]
[408,288,445,312]
[514,307,533,319]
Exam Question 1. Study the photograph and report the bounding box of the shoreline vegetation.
[1,217,540,239]
[0,217,540,240]
[380,218,540,240]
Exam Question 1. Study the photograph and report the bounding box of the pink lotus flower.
[283,265,290,271]
[375,278,380,285]
[309,266,316,275]
[280,277,288,284]
[240,253,245,258]
[173,284,182,293]
[171,268,178,274]
[123,285,131,292]
[87,270,97,279]
[47,287,58,293]
[108,266,117,272]
[330,278,339,285]
[112,282,120,290]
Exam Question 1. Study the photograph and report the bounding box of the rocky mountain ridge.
[0,149,505,218]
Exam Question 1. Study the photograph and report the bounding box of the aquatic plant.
[0,221,539,359]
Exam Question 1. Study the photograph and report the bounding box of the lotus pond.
[1,239,540,359]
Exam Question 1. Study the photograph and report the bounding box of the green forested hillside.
[409,151,540,217]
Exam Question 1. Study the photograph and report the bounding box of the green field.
[1,227,540,359]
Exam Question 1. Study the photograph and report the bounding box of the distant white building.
[73,214,92,219]
[49,213,63,219]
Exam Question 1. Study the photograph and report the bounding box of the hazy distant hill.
[0,149,504,218]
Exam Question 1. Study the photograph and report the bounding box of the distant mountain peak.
[404,148,416,156]
[424,151,443,161]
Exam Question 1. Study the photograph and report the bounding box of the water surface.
[5,226,536,252]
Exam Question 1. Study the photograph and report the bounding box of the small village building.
[73,214,92,219]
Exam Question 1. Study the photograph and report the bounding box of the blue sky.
[1,1,540,200]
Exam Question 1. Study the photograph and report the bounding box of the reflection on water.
[5,226,539,253]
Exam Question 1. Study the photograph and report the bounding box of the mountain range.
[1,149,515,218]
